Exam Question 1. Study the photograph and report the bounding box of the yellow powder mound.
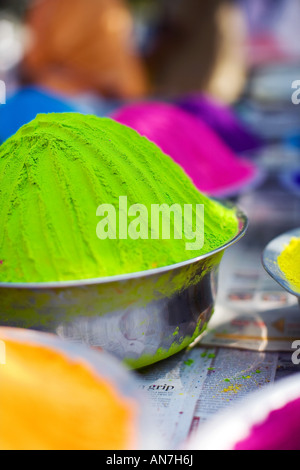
[0,332,138,450]
[278,237,300,292]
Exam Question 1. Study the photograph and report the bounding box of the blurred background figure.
[147,0,248,104]
[0,0,298,148]
[22,0,148,101]
[0,0,148,142]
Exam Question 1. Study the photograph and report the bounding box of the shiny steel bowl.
[262,228,300,308]
[0,203,248,369]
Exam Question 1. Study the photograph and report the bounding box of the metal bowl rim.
[0,202,248,290]
[262,227,300,298]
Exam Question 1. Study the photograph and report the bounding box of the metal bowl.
[0,203,248,369]
[262,228,300,307]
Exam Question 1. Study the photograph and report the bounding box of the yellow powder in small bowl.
[278,237,300,293]
[0,328,141,450]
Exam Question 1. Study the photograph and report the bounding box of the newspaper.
[200,242,300,352]
[136,345,300,449]
[187,349,277,437]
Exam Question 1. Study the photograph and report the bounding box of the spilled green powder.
[0,113,238,283]
[184,359,194,367]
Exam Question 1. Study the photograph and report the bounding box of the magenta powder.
[111,102,259,197]
[235,397,300,450]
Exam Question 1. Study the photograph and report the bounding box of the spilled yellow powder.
[278,237,300,292]
[222,384,242,394]
[0,337,138,450]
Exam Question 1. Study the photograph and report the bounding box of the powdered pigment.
[0,113,238,283]
[278,237,300,292]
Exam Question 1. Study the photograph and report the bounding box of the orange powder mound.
[0,337,138,450]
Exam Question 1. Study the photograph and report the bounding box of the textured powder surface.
[0,113,238,283]
[278,238,300,292]
[0,334,137,450]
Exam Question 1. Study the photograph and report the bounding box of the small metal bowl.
[262,228,300,307]
[0,203,248,369]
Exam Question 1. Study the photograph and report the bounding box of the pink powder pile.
[234,397,300,451]
[111,102,260,197]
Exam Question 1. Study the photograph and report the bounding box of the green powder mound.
[0,113,238,283]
